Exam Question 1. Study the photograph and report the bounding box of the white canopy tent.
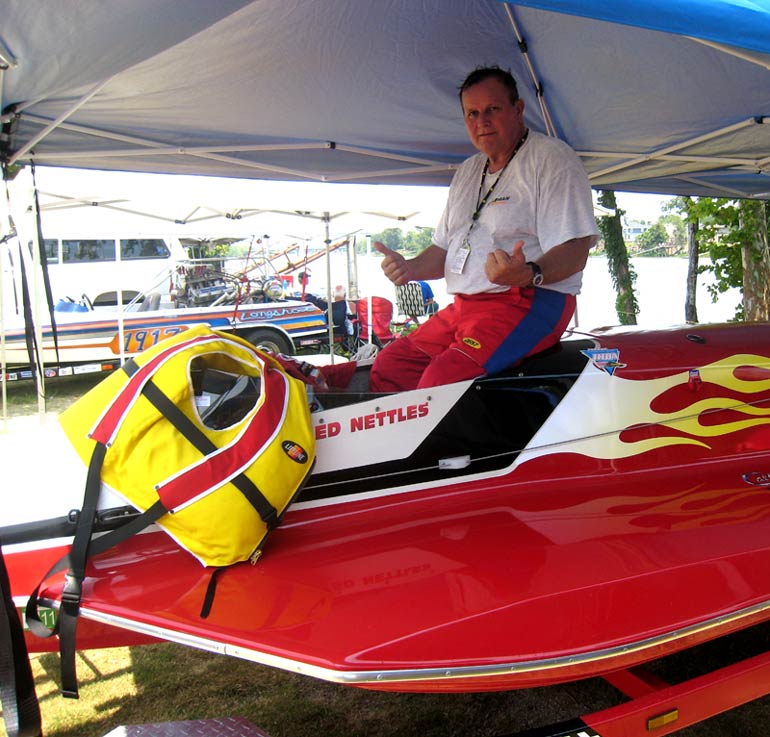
[23,168,449,243]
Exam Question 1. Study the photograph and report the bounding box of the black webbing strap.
[25,356,278,699]
[25,441,168,699]
[0,543,42,737]
[24,502,168,639]
[16,251,42,379]
[57,440,105,698]
[139,375,279,531]
[30,161,60,363]
[199,568,225,619]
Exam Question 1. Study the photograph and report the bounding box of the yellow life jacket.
[59,324,316,567]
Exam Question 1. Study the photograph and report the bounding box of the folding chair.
[395,282,426,322]
[356,296,397,348]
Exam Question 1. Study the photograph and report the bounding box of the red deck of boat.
[32,450,770,693]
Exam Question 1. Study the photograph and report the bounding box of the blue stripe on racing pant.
[483,288,569,375]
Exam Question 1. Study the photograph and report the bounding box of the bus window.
[8,235,184,310]
[43,239,59,263]
[120,238,171,260]
[63,239,116,262]
[25,239,59,263]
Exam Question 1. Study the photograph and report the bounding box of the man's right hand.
[374,241,412,286]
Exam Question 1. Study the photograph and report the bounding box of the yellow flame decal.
[616,354,770,456]
[527,353,770,462]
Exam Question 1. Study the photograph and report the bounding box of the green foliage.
[184,237,243,259]
[666,197,770,321]
[28,642,619,737]
[667,196,743,316]
[226,240,255,257]
[597,190,638,324]
[404,227,434,254]
[660,212,686,247]
[635,222,668,256]
[371,227,403,251]
[366,227,434,257]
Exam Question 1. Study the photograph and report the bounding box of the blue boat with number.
[1,298,328,377]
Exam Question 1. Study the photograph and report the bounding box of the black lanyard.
[464,128,529,246]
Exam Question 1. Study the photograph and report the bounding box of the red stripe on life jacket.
[155,366,289,512]
[89,333,220,445]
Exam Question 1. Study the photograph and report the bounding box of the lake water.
[312,254,742,330]
[576,257,741,328]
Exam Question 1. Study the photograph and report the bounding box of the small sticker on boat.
[282,441,309,463]
[743,471,770,487]
[581,348,626,376]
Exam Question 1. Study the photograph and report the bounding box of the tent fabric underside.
[1,0,770,198]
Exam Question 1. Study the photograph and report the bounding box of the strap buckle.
[61,574,82,614]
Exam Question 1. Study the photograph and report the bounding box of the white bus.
[5,235,188,310]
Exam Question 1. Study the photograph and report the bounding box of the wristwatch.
[526,261,544,287]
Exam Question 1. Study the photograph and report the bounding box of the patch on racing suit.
[463,337,482,350]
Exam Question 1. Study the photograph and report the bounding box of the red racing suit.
[369,286,575,392]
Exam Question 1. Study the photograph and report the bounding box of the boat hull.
[12,454,770,692]
[0,299,327,368]
[5,321,770,692]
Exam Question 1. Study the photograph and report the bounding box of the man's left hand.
[485,240,531,287]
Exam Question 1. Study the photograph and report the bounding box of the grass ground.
[19,630,770,737]
[24,643,626,737]
[1,372,105,418]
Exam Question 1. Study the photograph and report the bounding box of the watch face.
[527,262,543,286]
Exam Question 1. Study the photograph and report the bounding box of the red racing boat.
[5,320,770,734]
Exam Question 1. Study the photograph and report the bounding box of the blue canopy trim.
[508,0,770,55]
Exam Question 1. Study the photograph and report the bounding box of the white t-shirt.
[433,130,598,295]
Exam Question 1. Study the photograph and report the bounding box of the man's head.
[459,66,519,105]
[459,66,526,168]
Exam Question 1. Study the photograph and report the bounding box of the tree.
[365,227,433,258]
[660,213,686,251]
[368,228,403,252]
[740,200,770,321]
[676,197,770,322]
[597,190,638,324]
[680,198,735,289]
[667,197,700,323]
[634,221,668,256]
[403,228,434,256]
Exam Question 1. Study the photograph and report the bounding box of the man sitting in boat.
[278,66,598,400]
[369,66,598,391]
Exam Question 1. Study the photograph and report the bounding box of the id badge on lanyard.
[450,238,471,275]
[455,129,528,277]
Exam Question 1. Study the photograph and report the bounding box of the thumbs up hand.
[485,240,532,286]
[374,241,412,286]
